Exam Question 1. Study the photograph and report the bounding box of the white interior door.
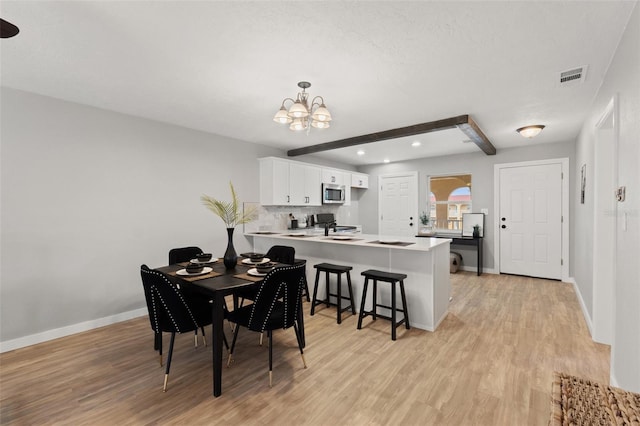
[499,163,562,279]
[379,172,418,237]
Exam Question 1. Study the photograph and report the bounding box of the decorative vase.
[419,223,434,236]
[223,227,238,269]
[473,226,480,238]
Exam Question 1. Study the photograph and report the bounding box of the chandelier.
[273,81,332,132]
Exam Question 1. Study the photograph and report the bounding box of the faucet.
[324,221,336,236]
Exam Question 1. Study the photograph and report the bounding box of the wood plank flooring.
[0,272,610,425]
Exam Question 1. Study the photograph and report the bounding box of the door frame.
[592,95,618,345]
[493,158,570,281]
[378,171,419,236]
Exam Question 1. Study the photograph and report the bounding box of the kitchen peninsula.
[245,232,452,331]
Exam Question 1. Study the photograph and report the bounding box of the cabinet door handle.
[287,195,290,203]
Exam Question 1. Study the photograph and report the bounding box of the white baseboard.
[568,276,594,338]
[0,308,148,353]
[458,266,498,275]
[610,372,619,388]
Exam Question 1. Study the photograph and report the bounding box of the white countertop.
[245,231,451,252]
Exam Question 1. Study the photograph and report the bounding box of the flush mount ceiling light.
[411,141,421,147]
[273,81,332,133]
[357,149,365,156]
[516,125,545,138]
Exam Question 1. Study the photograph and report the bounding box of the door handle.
[501,224,507,229]
[409,222,414,227]
[501,217,506,221]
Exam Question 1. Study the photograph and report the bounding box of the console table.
[416,234,483,276]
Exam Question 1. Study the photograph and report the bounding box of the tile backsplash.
[243,202,359,232]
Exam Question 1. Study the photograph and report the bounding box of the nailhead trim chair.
[168,246,203,265]
[226,262,308,387]
[140,264,226,391]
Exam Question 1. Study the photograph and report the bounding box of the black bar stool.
[310,263,355,324]
[357,269,410,340]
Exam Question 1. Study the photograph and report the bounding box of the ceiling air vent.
[558,65,588,86]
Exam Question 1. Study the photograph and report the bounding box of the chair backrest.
[140,264,201,334]
[247,261,306,332]
[168,246,203,264]
[265,245,295,265]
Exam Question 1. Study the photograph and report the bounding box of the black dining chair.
[140,264,227,392]
[226,262,308,387]
[235,245,297,307]
[168,246,203,264]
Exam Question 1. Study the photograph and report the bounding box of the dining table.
[156,257,261,397]
[156,255,305,397]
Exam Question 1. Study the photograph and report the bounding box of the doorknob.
[501,217,506,221]
[501,224,507,229]
[409,216,413,220]
[409,222,414,227]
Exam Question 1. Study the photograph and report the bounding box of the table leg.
[477,239,483,276]
[212,294,225,397]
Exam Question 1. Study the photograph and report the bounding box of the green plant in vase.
[201,182,256,269]
[419,211,434,235]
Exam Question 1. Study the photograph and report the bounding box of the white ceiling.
[1,1,636,166]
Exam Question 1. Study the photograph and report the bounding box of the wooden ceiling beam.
[287,114,496,157]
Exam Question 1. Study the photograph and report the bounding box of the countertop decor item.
[418,211,434,236]
[201,182,256,269]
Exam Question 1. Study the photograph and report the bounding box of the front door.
[379,172,418,237]
[499,163,562,279]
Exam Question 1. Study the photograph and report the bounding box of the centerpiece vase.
[223,227,238,269]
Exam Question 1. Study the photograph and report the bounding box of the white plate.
[287,232,306,237]
[379,239,399,244]
[189,257,218,264]
[242,257,271,265]
[332,235,352,240]
[176,266,213,276]
[247,268,268,277]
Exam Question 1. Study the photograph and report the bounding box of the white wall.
[0,88,287,347]
[574,4,640,392]
[358,142,576,273]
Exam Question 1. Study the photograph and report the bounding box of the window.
[427,174,472,231]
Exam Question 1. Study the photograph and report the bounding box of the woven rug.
[550,372,640,425]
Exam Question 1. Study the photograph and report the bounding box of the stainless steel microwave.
[322,183,345,204]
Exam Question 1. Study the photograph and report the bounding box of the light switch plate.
[481,208,489,215]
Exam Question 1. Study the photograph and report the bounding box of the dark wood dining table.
[156,259,257,397]
[156,257,306,397]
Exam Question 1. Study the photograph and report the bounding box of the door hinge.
[561,172,564,179]
[561,215,564,223]
[561,258,564,266]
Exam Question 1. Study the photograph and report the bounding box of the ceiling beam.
[287,114,496,157]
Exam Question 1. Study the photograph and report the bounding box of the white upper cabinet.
[260,158,290,205]
[290,162,321,205]
[351,173,369,189]
[322,168,344,185]
[260,157,321,206]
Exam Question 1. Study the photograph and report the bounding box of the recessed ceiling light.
[357,149,365,156]
[411,141,421,147]
[383,159,390,163]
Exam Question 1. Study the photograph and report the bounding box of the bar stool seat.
[310,263,355,324]
[357,269,410,340]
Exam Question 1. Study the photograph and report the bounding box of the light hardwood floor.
[0,272,609,425]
